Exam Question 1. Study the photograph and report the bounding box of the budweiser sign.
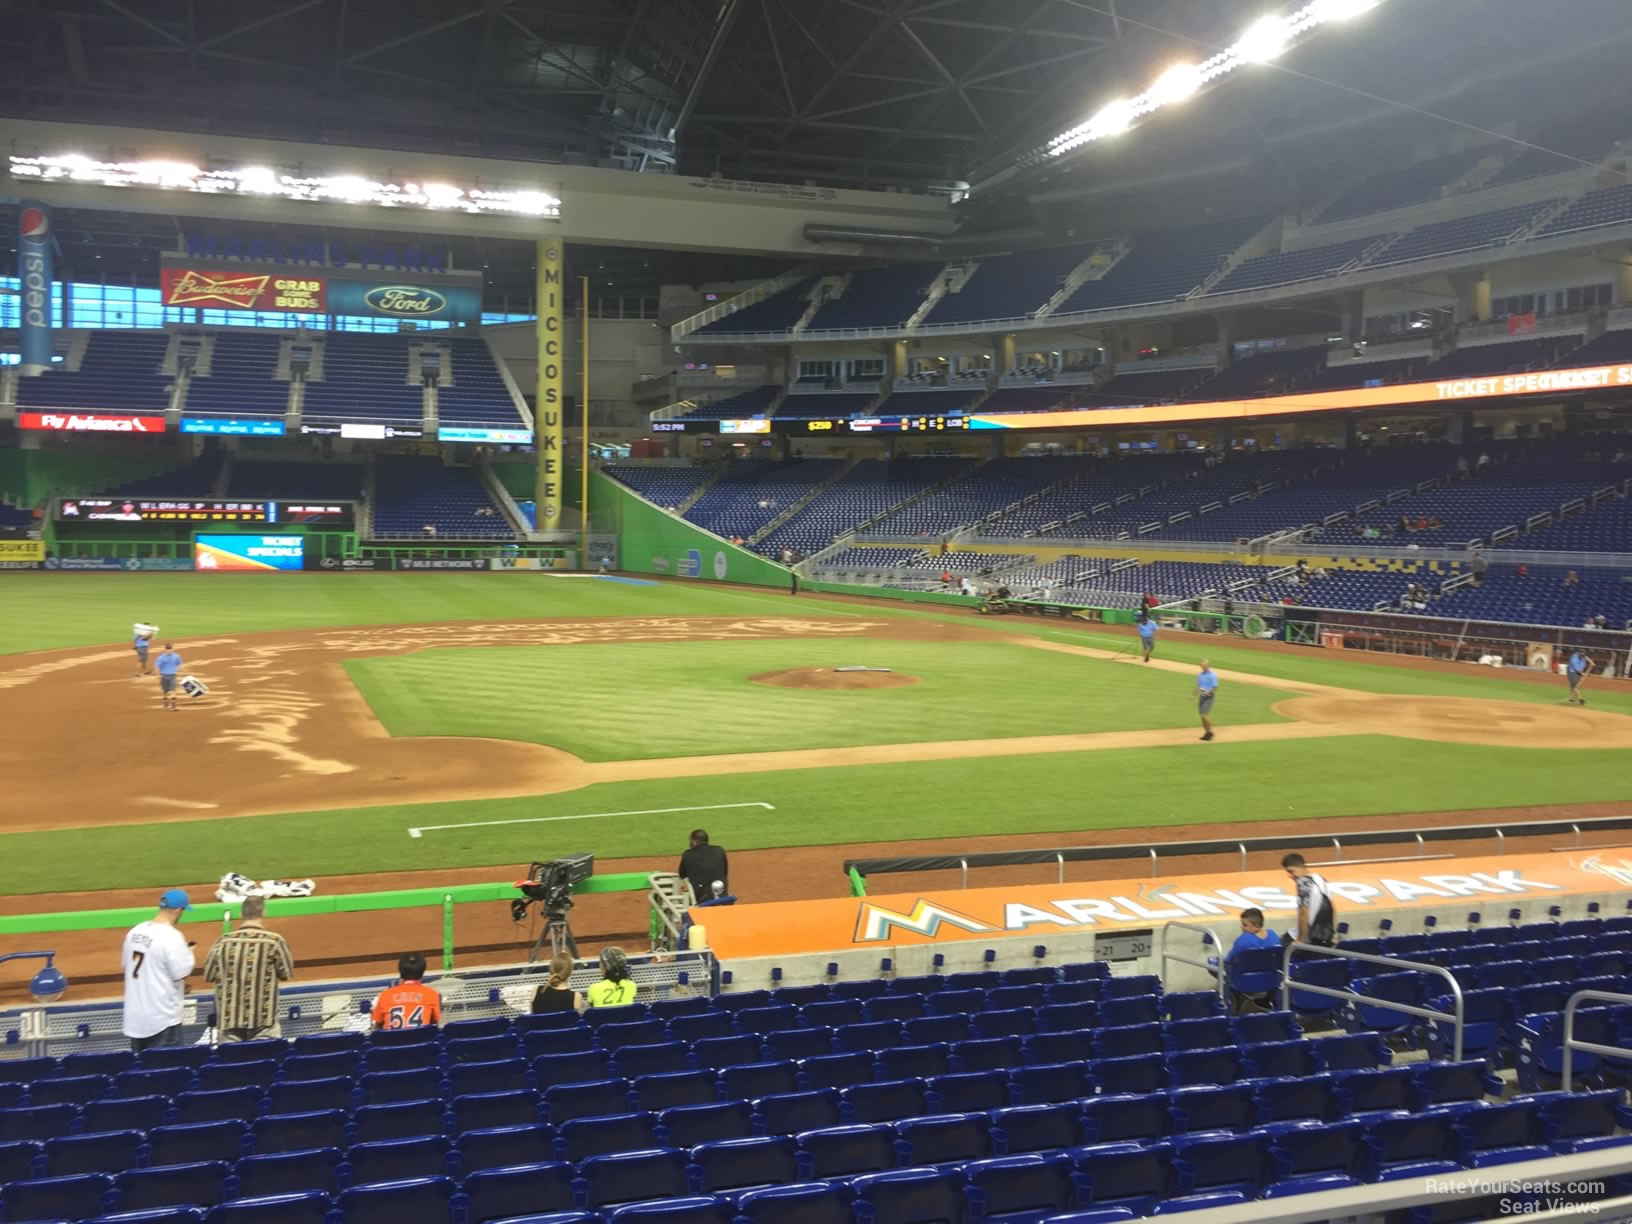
[160,267,326,312]
[19,413,168,433]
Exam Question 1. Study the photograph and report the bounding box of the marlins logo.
[853,898,995,944]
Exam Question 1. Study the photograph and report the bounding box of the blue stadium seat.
[733,1181,848,1224]
[368,1026,439,1049]
[833,980,891,1002]
[989,987,1047,1012]
[858,998,921,1025]
[451,1090,544,1135]
[834,1022,903,1053]
[359,1069,442,1107]
[691,1036,763,1072]
[576,1148,690,1209]
[455,1124,555,1175]
[0,1083,22,1111]
[876,1044,950,1082]
[114,1162,232,1213]
[231,1149,343,1198]
[925,1071,1010,1115]
[719,1062,798,1101]
[1253,1074,1340,1125]
[1155,1190,1251,1213]
[892,1113,991,1167]
[1008,1062,1090,1107]
[532,1051,612,1089]
[448,1059,530,1098]
[447,1036,520,1065]
[146,1122,249,1167]
[360,1043,439,1074]
[213,1040,286,1066]
[649,997,711,1022]
[1363,1112,1458,1175]
[990,1103,1085,1155]
[1025,1030,1096,1066]
[63,1052,136,1079]
[29,1073,111,1106]
[1230,1012,1301,1045]
[1167,1083,1255,1134]
[657,1102,755,1149]
[461,1162,574,1224]
[1267,1118,1366,1178]
[687,1136,799,1196]
[291,1033,364,1058]
[666,1014,735,1044]
[114,1068,195,1099]
[1426,991,1506,1062]
[763,1028,835,1063]
[972,1009,1034,1040]
[924,990,984,1018]
[795,1123,897,1180]
[1162,993,1224,1022]
[1225,948,1282,1003]
[0,1102,78,1142]
[887,976,942,996]
[443,1017,512,1041]
[735,1006,801,1036]
[1413,1060,1501,1108]
[1286,961,1349,1020]
[1099,997,1162,1029]
[524,1030,595,1060]
[205,1192,331,1224]
[605,1196,734,1223]
[351,1098,446,1143]
[1262,1172,1361,1199]
[335,1176,456,1224]
[91,1208,207,1224]
[252,1111,347,1155]
[953,1038,1024,1075]
[599,1023,668,1053]
[1088,1055,1166,1097]
[1242,1040,1320,1080]
[1103,976,1160,999]
[1333,1067,1415,1116]
[0,1139,42,1184]
[1081,1093,1169,1144]
[556,1112,658,1161]
[1169,1131,1274,1196]
[1167,1047,1244,1088]
[1311,1033,1391,1072]
[1071,1140,1169,1213]
[755,1089,843,1137]
[1164,1019,1232,1053]
[1036,1004,1098,1035]
[0,1172,117,1222]
[1537,1088,1620,1147]
[798,1052,875,1092]
[850,1167,964,1224]
[1456,1100,1542,1164]
[961,1153,1074,1220]
[585,1004,651,1028]
[266,1077,355,1115]
[946,972,999,993]
[632,1070,715,1112]
[347,1135,451,1188]
[44,1130,145,1176]
[138,1048,210,1073]
[1517,1009,1613,1091]
[281,1053,357,1083]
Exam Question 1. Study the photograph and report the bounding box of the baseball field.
[3,570,1632,911]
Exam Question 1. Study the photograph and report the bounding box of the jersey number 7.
[131,951,146,980]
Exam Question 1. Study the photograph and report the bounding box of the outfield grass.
[2,571,1630,898]
[343,638,1289,759]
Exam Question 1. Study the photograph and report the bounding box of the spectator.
[1564,570,1580,587]
[1476,450,1491,474]
[586,946,638,1008]
[204,894,293,1043]
[1470,551,1488,586]
[1516,564,1529,579]
[1594,613,1608,629]
[1456,454,1470,479]
[959,576,975,596]
[679,828,728,903]
[1281,854,1335,948]
[1228,908,1279,963]
[940,570,953,588]
[421,523,437,538]
[530,951,583,1014]
[371,952,442,1030]
[122,889,197,1052]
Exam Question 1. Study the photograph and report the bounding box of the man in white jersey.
[122,889,197,1051]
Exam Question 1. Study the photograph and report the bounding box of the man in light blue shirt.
[155,643,183,712]
[133,627,153,676]
[1196,659,1219,742]
[1567,649,1593,705]
[1137,612,1157,663]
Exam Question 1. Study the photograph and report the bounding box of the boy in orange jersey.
[370,951,443,1030]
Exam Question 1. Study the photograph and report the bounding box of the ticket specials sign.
[694,853,1632,959]
[161,267,325,312]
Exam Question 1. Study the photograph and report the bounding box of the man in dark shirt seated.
[679,829,728,904]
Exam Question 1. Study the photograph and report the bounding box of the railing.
[1562,988,1632,1090]
[1278,942,1466,1062]
[1159,921,1228,1001]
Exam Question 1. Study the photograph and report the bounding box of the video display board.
[56,500,352,525]
[194,534,306,571]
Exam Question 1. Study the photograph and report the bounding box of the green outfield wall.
[593,470,789,588]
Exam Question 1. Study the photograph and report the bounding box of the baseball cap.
[158,889,192,912]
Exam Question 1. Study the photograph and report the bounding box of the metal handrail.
[1278,942,1466,1061]
[1159,921,1228,1001]
[1562,988,1632,1090]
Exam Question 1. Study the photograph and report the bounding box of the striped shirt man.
[203,901,293,1042]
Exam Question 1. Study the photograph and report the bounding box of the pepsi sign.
[18,201,53,375]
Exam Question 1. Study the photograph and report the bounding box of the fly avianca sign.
[692,852,1630,960]
[18,413,168,433]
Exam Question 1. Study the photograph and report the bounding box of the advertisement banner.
[327,281,481,323]
[304,556,381,572]
[194,534,306,571]
[0,562,41,571]
[161,268,326,312]
[0,541,45,563]
[438,426,533,444]
[535,239,564,526]
[60,499,270,524]
[43,556,196,571]
[18,200,52,376]
[487,557,563,571]
[395,557,489,570]
[19,412,167,433]
[298,423,423,439]
[181,418,287,436]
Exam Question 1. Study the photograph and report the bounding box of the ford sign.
[364,285,447,316]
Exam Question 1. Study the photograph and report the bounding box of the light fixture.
[1043,0,1386,158]
[9,153,562,219]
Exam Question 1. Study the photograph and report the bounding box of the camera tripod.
[528,909,579,963]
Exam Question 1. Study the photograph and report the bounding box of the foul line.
[407,801,775,839]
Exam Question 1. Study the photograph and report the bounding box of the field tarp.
[592,470,790,588]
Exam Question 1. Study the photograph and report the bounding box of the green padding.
[593,470,789,588]
[0,872,651,935]
[849,866,868,897]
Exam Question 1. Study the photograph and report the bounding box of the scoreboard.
[650,416,975,435]
[57,499,354,525]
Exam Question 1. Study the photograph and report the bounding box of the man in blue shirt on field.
[1137,612,1157,663]
[155,643,183,712]
[1196,659,1219,742]
[133,626,153,676]
[1567,649,1593,705]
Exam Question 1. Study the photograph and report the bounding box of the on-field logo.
[364,286,446,316]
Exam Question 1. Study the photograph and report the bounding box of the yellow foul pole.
[580,276,590,568]
[534,239,564,530]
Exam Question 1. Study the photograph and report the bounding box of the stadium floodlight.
[1042,0,1387,159]
[8,153,563,220]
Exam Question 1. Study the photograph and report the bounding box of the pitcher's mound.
[751,667,921,691]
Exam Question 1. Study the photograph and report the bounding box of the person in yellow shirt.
[585,946,638,1008]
